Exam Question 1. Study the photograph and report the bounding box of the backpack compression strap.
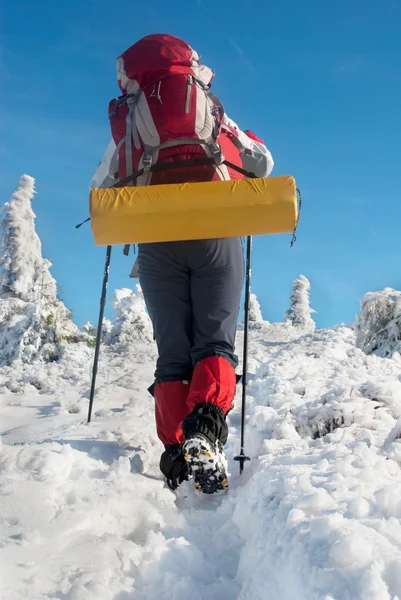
[113,157,257,188]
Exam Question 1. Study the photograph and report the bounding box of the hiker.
[92,34,274,493]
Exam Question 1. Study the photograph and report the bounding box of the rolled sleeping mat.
[89,175,298,246]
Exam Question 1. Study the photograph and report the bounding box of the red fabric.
[148,131,244,185]
[186,356,237,415]
[109,34,243,184]
[154,380,190,445]
[244,130,265,144]
[118,34,202,94]
[220,130,244,180]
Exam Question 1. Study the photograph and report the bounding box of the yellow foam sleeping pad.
[89,175,298,246]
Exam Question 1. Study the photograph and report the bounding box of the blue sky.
[2,0,401,328]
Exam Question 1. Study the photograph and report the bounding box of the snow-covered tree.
[249,293,263,324]
[355,288,401,358]
[82,321,96,335]
[82,320,98,348]
[102,318,112,339]
[107,286,153,350]
[237,293,266,331]
[0,175,81,365]
[82,318,112,346]
[285,275,315,332]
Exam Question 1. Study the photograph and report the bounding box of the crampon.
[183,435,229,494]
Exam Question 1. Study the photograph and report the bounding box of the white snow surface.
[2,324,401,599]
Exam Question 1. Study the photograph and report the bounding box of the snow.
[2,323,401,599]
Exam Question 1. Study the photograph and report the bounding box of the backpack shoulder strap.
[206,91,225,122]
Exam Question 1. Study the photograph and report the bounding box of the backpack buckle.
[209,142,224,166]
[142,152,153,173]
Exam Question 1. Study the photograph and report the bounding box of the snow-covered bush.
[285,275,315,333]
[355,288,401,358]
[0,175,82,365]
[107,286,153,350]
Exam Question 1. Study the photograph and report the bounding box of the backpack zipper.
[185,74,193,113]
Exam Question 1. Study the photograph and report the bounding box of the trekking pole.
[234,235,252,474]
[87,245,112,423]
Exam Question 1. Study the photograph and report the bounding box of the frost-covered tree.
[0,175,81,365]
[107,286,153,350]
[82,321,95,334]
[355,288,401,358]
[102,318,112,338]
[82,320,98,348]
[82,318,112,345]
[0,175,42,301]
[285,274,315,332]
[249,293,263,324]
[248,293,265,330]
[237,293,266,331]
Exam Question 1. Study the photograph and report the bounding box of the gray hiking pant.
[138,238,244,383]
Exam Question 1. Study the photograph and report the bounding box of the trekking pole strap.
[290,188,302,247]
[75,217,91,229]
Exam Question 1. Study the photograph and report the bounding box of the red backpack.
[108,34,244,186]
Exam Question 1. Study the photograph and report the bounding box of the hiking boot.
[182,403,229,494]
[160,444,189,491]
[183,435,229,494]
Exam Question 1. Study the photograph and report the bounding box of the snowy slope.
[1,325,401,600]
